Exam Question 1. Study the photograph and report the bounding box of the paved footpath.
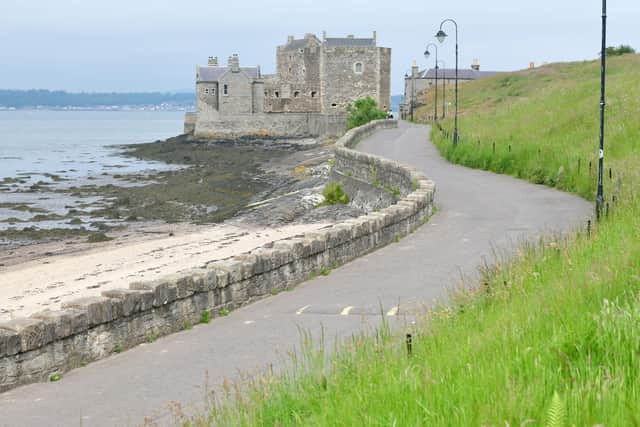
[0,122,592,426]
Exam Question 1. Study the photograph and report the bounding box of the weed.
[200,310,211,324]
[49,374,62,382]
[320,182,349,205]
[113,343,122,353]
[218,307,230,317]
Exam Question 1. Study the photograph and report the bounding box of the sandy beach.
[0,221,329,321]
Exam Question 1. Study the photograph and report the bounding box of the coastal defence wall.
[192,113,347,139]
[0,120,435,392]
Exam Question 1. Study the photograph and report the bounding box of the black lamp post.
[596,0,607,219]
[424,43,438,121]
[436,19,459,145]
[437,60,446,119]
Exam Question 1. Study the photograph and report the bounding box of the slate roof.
[325,38,375,47]
[198,66,260,82]
[415,68,502,80]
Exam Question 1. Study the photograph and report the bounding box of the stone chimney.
[322,31,327,41]
[471,58,480,71]
[411,59,419,78]
[372,31,377,43]
[207,56,218,66]
[287,35,294,43]
[228,54,240,72]
[529,62,535,69]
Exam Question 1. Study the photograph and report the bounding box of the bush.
[605,44,635,56]
[321,182,349,205]
[346,97,387,129]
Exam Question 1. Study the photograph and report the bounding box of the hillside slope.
[193,56,640,426]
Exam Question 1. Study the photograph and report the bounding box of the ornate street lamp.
[436,19,459,145]
[596,0,607,219]
[424,43,439,121]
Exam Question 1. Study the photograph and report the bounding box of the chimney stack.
[228,54,240,72]
[322,31,327,41]
[471,58,480,71]
[372,31,377,43]
[411,59,419,78]
[529,62,535,69]
[347,34,355,38]
[287,35,294,43]
[207,56,218,66]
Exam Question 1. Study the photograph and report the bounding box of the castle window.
[275,91,279,98]
[211,88,215,95]
[354,62,364,74]
[311,91,317,98]
[223,84,228,96]
[331,103,337,107]
[298,49,304,54]
[264,91,268,96]
[204,88,209,95]
[293,91,300,98]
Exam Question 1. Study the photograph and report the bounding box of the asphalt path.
[0,122,592,426]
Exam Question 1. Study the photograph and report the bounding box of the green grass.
[180,55,640,426]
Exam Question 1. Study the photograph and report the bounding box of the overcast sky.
[1,0,638,94]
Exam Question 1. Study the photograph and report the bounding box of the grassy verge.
[180,55,640,426]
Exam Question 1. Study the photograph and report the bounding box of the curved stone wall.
[0,120,436,392]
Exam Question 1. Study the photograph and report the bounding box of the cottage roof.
[325,37,375,47]
[416,68,502,80]
[198,66,260,82]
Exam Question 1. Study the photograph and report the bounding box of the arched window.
[354,62,364,74]
[275,91,279,98]
[294,91,300,98]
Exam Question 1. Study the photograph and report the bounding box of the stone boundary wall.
[0,120,436,392]
[193,113,347,139]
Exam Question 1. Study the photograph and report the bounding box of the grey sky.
[1,0,638,94]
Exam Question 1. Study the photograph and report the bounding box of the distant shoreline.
[0,106,193,112]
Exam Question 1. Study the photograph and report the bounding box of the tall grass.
[180,56,640,426]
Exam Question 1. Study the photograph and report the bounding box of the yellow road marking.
[340,306,354,316]
[296,305,311,315]
[386,306,399,317]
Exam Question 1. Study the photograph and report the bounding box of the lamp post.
[596,0,607,219]
[436,19,459,145]
[405,69,416,122]
[437,60,446,119]
[424,43,438,121]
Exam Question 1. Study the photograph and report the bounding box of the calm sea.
[0,110,185,184]
[0,110,185,230]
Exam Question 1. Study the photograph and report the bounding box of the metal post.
[437,19,459,144]
[596,0,607,219]
[434,63,439,121]
[441,62,446,119]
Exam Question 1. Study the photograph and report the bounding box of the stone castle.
[184,32,391,138]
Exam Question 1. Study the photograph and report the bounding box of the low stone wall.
[0,120,435,392]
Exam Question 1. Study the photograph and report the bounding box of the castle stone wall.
[194,113,348,139]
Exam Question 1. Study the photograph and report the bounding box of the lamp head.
[423,49,430,60]
[435,29,447,43]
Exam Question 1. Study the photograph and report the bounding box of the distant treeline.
[0,90,195,108]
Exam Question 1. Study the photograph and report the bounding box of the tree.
[346,97,387,129]
[605,45,636,56]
